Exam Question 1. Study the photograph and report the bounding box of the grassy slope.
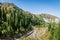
[20,26,51,40]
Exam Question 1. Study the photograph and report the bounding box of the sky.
[0,0,60,18]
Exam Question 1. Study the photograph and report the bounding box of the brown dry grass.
[20,26,50,40]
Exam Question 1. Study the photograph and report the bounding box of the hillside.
[34,13,58,19]
[0,2,33,39]
[33,14,59,23]
[0,2,60,40]
[40,14,58,19]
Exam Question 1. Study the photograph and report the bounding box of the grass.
[20,26,51,40]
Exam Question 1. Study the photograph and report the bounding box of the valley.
[0,2,60,40]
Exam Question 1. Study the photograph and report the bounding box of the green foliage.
[48,22,55,40]
[48,23,51,31]
[0,5,33,37]
[0,3,46,38]
[49,22,60,40]
[52,22,60,40]
[31,15,45,26]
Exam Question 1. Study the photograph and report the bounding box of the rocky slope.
[34,14,59,23]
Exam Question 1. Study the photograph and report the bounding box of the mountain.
[0,2,33,38]
[33,13,59,23]
[0,2,60,39]
[40,14,58,19]
[40,14,59,23]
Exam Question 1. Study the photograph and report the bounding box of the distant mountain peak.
[40,13,58,19]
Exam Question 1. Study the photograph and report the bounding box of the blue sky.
[0,0,60,18]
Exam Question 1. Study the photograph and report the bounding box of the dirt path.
[16,27,48,40]
[27,27,48,40]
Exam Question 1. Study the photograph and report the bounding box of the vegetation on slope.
[0,2,44,38]
[0,3,33,38]
[48,21,60,40]
[0,3,60,40]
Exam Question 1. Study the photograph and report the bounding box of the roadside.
[20,26,48,40]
